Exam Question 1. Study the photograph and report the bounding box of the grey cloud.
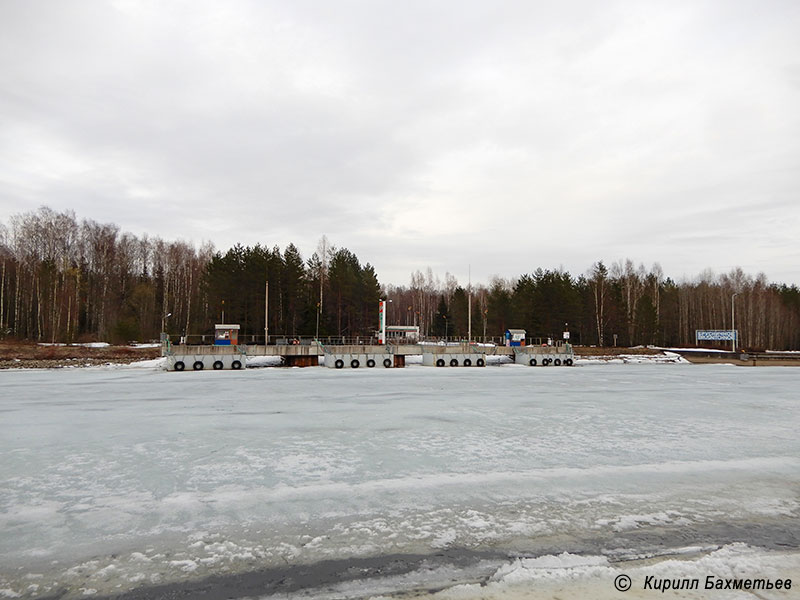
[1,0,799,285]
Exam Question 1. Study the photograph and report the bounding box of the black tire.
[529,358,537,366]
[192,360,204,371]
[212,360,224,370]
[174,361,185,371]
[335,359,344,369]
[450,358,458,367]
[565,358,573,366]
[463,358,472,367]
[367,359,376,368]
[436,358,446,367]
[383,358,392,368]
[554,358,562,366]
[476,358,485,367]
[542,358,549,366]
[351,359,360,369]
[231,360,242,370]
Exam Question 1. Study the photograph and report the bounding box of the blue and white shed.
[505,329,526,347]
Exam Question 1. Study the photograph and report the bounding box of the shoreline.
[0,343,668,370]
[0,342,160,370]
[7,513,799,600]
[19,540,800,600]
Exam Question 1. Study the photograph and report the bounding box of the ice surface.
[1,363,799,598]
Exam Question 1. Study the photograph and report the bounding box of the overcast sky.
[1,0,798,286]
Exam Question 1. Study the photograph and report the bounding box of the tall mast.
[468,265,472,342]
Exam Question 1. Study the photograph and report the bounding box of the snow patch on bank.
[576,351,688,365]
[113,357,166,369]
[37,342,111,348]
[426,544,800,600]
[246,356,284,368]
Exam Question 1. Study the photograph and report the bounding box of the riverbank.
[0,341,160,369]
[0,342,669,370]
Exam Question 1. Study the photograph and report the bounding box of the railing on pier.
[163,333,574,349]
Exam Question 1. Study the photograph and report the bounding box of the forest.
[2,206,799,349]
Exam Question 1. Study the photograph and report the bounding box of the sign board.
[563,331,570,339]
[696,330,737,342]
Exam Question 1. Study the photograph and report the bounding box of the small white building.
[386,325,420,342]
[214,324,240,346]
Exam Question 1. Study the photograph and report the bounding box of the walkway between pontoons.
[247,342,514,356]
[244,344,540,356]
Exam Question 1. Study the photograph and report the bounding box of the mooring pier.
[162,340,575,371]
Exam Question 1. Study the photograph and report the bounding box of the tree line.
[1,206,799,349]
[386,262,800,350]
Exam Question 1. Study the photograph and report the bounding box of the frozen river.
[1,362,799,598]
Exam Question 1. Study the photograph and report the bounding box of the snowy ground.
[1,363,798,598]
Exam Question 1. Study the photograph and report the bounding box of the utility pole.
[264,280,269,346]
[318,274,323,340]
[467,265,472,342]
[731,292,739,352]
[315,236,327,342]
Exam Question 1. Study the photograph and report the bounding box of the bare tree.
[588,261,608,345]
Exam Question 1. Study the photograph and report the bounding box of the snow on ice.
[0,361,798,598]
